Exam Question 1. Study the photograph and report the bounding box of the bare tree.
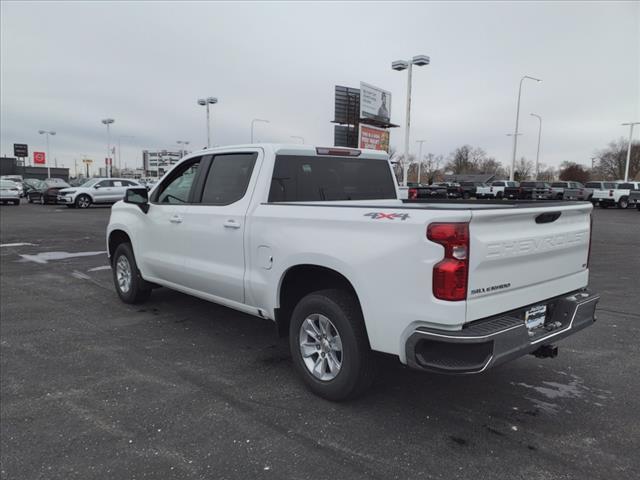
[514,157,534,181]
[559,161,590,183]
[445,145,473,174]
[594,139,640,180]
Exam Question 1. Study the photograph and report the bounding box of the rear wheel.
[75,194,91,209]
[289,289,376,401]
[112,242,151,304]
[618,197,629,209]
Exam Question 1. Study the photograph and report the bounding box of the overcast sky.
[1,1,638,173]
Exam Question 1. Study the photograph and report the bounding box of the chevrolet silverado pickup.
[592,182,640,209]
[476,181,519,199]
[564,181,618,202]
[106,144,599,400]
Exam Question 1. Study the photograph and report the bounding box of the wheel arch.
[275,264,364,338]
[108,229,132,259]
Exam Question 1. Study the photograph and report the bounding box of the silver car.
[57,178,142,209]
[0,180,21,205]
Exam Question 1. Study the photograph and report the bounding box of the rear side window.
[269,155,396,202]
[492,182,505,186]
[200,153,257,205]
[603,182,616,189]
[618,183,636,190]
[585,182,600,188]
[551,182,566,187]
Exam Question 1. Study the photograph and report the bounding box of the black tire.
[27,196,33,203]
[112,242,151,304]
[75,194,92,209]
[289,289,376,401]
[66,204,75,209]
[617,197,629,209]
[13,200,20,206]
[462,192,471,200]
[496,192,504,200]
[600,203,608,209]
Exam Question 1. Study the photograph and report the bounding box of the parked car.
[592,182,640,209]
[628,190,640,211]
[0,180,21,205]
[107,144,599,400]
[0,177,25,197]
[57,178,142,208]
[476,181,519,199]
[407,183,448,199]
[564,181,618,201]
[25,179,71,204]
[550,181,584,200]
[505,181,553,200]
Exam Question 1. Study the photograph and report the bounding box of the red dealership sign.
[34,151,46,164]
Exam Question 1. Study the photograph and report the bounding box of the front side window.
[97,180,113,188]
[155,158,201,204]
[200,153,257,205]
[269,155,396,202]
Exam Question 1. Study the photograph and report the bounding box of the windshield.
[80,179,100,188]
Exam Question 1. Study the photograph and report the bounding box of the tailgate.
[466,203,592,321]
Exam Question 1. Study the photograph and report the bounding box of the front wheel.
[112,243,151,304]
[289,289,376,401]
[75,194,92,209]
[618,197,629,209]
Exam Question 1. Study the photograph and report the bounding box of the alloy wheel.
[298,313,343,381]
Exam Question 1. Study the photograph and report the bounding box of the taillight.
[609,190,613,197]
[427,223,469,301]
[408,188,417,200]
[490,187,493,192]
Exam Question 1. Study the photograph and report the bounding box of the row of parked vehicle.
[0,176,151,208]
[407,179,640,210]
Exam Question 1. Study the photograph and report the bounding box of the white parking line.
[0,243,36,247]
[88,266,111,272]
[19,251,106,264]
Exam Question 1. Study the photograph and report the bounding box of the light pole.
[290,135,304,144]
[530,113,542,180]
[118,135,135,173]
[510,75,542,181]
[416,139,426,184]
[197,97,218,148]
[38,129,56,179]
[101,119,115,178]
[622,122,639,182]
[176,140,190,158]
[506,133,524,179]
[250,119,269,143]
[392,54,430,186]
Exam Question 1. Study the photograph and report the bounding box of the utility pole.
[530,113,542,180]
[416,139,426,184]
[622,122,639,182]
[510,75,541,181]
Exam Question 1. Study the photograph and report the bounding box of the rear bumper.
[405,289,599,374]
[595,198,615,206]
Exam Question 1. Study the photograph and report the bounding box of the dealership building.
[142,149,184,177]
[0,157,70,181]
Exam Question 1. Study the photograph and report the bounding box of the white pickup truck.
[592,181,640,209]
[106,144,599,400]
[476,180,519,199]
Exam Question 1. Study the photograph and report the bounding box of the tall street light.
[530,113,542,180]
[510,75,542,181]
[622,121,639,182]
[118,135,135,173]
[101,119,115,178]
[38,129,56,179]
[250,118,269,143]
[290,135,304,144]
[416,139,426,184]
[197,97,218,148]
[176,140,190,158]
[392,54,430,186]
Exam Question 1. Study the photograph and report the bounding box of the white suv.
[58,178,141,209]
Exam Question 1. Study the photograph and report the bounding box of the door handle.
[223,219,241,229]
[169,215,183,224]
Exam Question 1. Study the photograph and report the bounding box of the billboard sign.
[14,143,28,157]
[359,124,390,153]
[360,82,391,124]
[33,151,46,164]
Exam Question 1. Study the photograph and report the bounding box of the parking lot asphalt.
[1,201,639,480]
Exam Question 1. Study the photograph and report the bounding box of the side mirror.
[124,187,149,213]
[94,184,100,189]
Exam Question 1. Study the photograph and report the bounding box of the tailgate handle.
[536,212,562,224]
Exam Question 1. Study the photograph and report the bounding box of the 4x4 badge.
[364,212,410,221]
